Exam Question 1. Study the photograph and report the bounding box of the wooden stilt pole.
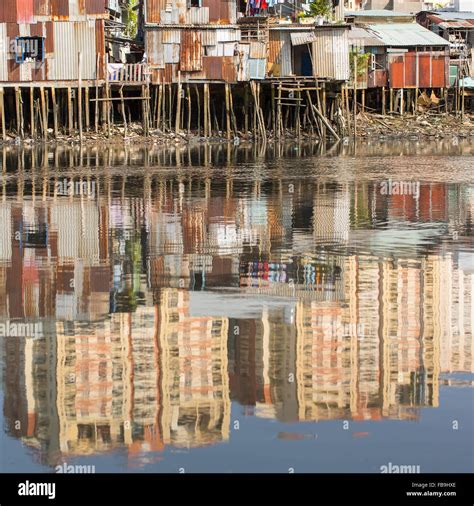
[51,87,58,139]
[120,86,127,137]
[67,87,73,135]
[30,86,35,139]
[0,87,5,141]
[85,86,90,132]
[382,86,386,115]
[195,84,200,136]
[175,80,182,134]
[15,87,22,138]
[204,83,209,138]
[225,82,231,140]
[40,86,47,140]
[186,84,191,134]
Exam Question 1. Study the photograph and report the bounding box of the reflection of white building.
[313,188,350,244]
[0,203,12,262]
[51,202,100,263]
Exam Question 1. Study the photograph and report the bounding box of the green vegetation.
[306,0,332,18]
[124,0,139,39]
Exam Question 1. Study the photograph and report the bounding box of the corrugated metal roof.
[431,11,474,21]
[346,10,413,17]
[367,23,449,47]
[290,31,317,46]
[348,26,386,47]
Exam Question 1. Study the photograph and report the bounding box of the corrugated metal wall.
[0,24,8,81]
[267,30,293,77]
[48,20,98,80]
[388,50,448,88]
[311,27,349,81]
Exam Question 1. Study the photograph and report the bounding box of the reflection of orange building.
[159,289,230,448]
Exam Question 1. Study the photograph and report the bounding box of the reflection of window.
[15,36,44,63]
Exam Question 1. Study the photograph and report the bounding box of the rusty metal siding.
[161,29,180,44]
[311,27,349,81]
[389,54,404,88]
[85,0,106,16]
[51,0,69,18]
[368,69,388,88]
[202,0,236,24]
[146,30,164,68]
[34,0,51,17]
[202,30,217,46]
[222,55,236,82]
[388,51,448,88]
[17,0,34,23]
[48,20,97,80]
[0,0,17,23]
[163,43,179,63]
[268,30,281,77]
[146,0,165,23]
[185,7,209,24]
[203,56,222,80]
[0,24,8,81]
[180,30,202,72]
[249,41,265,59]
[267,30,291,77]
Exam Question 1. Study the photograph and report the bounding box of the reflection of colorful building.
[159,289,230,448]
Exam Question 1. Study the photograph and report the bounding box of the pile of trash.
[355,111,474,140]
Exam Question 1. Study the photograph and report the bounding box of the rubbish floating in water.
[277,432,318,441]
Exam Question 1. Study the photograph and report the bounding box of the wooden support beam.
[51,87,58,139]
[0,87,5,141]
[30,86,35,139]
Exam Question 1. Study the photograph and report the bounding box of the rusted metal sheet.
[85,0,107,16]
[431,55,447,88]
[95,18,104,79]
[202,0,236,24]
[267,30,291,77]
[267,30,281,77]
[161,29,181,44]
[0,0,17,23]
[146,30,164,68]
[311,27,349,81]
[185,7,209,24]
[34,0,51,17]
[222,55,236,82]
[249,41,266,59]
[17,0,34,23]
[146,0,165,24]
[404,51,417,88]
[368,69,388,88]
[202,29,217,46]
[389,54,404,88]
[418,53,431,88]
[388,51,448,88]
[51,0,69,19]
[180,30,202,72]
[203,56,222,80]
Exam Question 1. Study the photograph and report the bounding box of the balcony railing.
[107,63,149,84]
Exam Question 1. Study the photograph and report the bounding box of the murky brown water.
[0,140,473,473]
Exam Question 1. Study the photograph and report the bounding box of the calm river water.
[0,139,473,473]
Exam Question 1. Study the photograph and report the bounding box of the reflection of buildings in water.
[1,182,474,467]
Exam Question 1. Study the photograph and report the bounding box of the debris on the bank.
[355,112,474,140]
